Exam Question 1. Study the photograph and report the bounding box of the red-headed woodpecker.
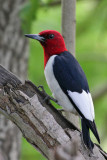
[25,30,100,151]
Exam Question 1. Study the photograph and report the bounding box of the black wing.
[53,51,90,118]
[53,51,89,93]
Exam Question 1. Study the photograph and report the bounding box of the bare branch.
[0,65,106,160]
[92,83,107,101]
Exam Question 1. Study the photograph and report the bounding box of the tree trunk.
[0,0,29,159]
[0,65,106,160]
[61,0,79,128]
[61,0,76,55]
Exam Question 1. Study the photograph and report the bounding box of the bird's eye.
[49,34,54,39]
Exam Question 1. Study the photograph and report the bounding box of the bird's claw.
[38,85,58,104]
[57,109,64,114]
[38,85,46,93]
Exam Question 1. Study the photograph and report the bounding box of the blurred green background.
[20,0,107,159]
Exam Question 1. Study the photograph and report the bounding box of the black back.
[53,51,89,95]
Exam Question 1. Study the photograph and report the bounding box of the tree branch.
[0,65,106,160]
[92,83,107,101]
[61,0,76,55]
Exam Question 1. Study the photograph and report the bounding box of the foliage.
[20,0,39,33]
[21,138,45,160]
[19,0,60,33]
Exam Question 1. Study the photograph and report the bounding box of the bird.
[25,30,100,151]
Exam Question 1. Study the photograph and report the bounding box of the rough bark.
[0,0,29,159]
[61,0,79,128]
[0,65,107,160]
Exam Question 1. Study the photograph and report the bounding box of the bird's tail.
[81,119,94,151]
[81,118,100,151]
[85,118,100,144]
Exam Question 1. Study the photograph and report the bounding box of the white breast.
[44,55,76,113]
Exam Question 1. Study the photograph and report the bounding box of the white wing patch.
[67,90,95,121]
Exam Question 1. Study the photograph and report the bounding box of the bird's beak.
[25,34,45,42]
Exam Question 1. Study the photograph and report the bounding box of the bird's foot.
[38,85,58,104]
[89,152,98,158]
[57,109,64,114]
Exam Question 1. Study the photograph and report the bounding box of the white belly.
[44,55,76,113]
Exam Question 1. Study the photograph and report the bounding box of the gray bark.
[61,0,79,128]
[61,0,76,55]
[0,0,29,159]
[0,65,106,160]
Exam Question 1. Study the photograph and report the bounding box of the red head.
[25,30,67,66]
